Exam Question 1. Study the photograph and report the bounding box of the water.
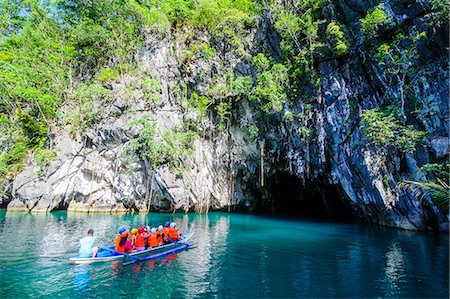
[0,210,448,298]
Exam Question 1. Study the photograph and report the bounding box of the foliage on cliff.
[0,0,448,216]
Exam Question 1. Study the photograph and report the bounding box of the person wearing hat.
[78,229,98,258]
[134,226,147,251]
[115,230,131,253]
[128,228,138,249]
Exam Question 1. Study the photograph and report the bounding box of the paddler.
[78,229,98,258]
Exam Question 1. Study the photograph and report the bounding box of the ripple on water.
[0,211,448,298]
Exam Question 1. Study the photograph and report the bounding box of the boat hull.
[69,232,193,264]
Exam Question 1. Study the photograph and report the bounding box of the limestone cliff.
[3,0,448,231]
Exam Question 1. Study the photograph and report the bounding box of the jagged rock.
[8,0,448,231]
[430,137,449,158]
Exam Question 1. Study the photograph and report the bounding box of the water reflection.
[74,266,91,291]
[0,211,447,298]
[383,241,405,297]
[180,214,230,298]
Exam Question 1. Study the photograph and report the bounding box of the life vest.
[168,227,179,241]
[162,227,170,241]
[148,233,159,247]
[115,235,125,253]
[135,233,146,248]
[156,231,163,244]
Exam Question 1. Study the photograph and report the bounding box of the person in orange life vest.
[157,225,164,245]
[115,230,132,253]
[129,228,138,249]
[162,221,171,244]
[134,226,147,251]
[114,227,126,252]
[148,228,159,248]
[168,222,179,242]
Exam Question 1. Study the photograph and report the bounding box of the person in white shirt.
[78,229,98,258]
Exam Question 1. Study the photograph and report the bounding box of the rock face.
[5,0,448,231]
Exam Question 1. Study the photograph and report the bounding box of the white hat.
[158,225,163,231]
[170,222,176,228]
[151,228,157,233]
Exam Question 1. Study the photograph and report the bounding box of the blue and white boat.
[69,232,193,265]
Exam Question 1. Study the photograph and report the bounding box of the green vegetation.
[375,31,425,121]
[251,54,288,114]
[325,22,349,57]
[66,84,111,136]
[142,76,162,107]
[270,0,327,96]
[360,4,391,38]
[125,116,198,170]
[429,0,450,25]
[360,108,425,153]
[206,72,252,131]
[98,69,120,84]
[400,163,449,215]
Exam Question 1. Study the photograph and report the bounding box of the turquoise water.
[0,210,448,298]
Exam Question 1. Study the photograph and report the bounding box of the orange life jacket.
[115,235,125,253]
[156,231,163,244]
[162,227,170,241]
[148,233,159,247]
[168,227,179,241]
[135,233,146,247]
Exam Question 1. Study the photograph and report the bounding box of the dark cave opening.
[255,171,355,221]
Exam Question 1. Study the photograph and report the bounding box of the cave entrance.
[260,171,354,220]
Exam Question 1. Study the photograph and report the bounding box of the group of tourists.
[77,222,180,258]
[115,221,180,254]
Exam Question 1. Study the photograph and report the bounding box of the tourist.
[148,228,159,248]
[163,221,171,244]
[129,228,138,249]
[143,226,150,249]
[134,226,147,252]
[168,222,179,242]
[78,229,98,258]
[157,225,164,245]
[114,227,126,249]
[115,230,131,253]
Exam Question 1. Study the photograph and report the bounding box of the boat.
[69,232,193,265]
